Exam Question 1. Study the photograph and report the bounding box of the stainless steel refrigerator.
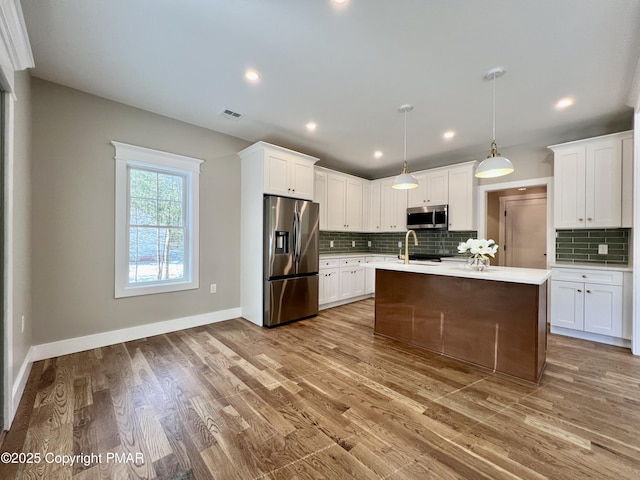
[263,195,319,327]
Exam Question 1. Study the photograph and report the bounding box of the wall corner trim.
[30,308,242,362]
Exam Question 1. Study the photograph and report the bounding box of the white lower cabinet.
[550,266,631,345]
[319,259,340,305]
[339,257,365,299]
[319,268,340,305]
[340,266,365,299]
[365,257,377,294]
[319,255,373,307]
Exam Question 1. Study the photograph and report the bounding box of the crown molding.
[0,0,33,71]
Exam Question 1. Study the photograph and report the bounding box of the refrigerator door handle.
[293,210,302,266]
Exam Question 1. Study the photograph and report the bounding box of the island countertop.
[365,260,551,285]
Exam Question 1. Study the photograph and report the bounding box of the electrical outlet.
[210,284,217,294]
[368,241,372,247]
[398,241,402,248]
[330,240,334,248]
[598,244,608,255]
[352,241,356,247]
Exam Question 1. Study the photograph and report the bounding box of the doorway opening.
[490,187,547,267]
[477,177,554,269]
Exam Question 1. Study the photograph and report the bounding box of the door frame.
[477,176,554,267]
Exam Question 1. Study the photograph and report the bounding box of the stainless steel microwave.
[406,205,448,229]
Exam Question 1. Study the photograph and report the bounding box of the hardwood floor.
[2,298,640,479]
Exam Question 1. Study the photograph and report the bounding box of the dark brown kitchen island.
[371,263,551,383]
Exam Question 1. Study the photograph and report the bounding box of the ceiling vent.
[219,108,243,121]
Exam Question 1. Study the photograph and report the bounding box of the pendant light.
[475,68,515,179]
[392,104,419,190]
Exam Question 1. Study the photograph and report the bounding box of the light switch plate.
[352,241,356,247]
[330,240,334,248]
[598,244,608,255]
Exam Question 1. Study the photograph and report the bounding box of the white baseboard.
[550,326,632,348]
[319,294,373,311]
[30,307,241,362]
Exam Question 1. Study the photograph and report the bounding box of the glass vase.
[467,256,490,271]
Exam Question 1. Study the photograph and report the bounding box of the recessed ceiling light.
[555,97,574,109]
[443,130,455,140]
[518,187,527,191]
[332,0,349,5]
[306,122,317,131]
[374,151,383,159]
[245,70,260,82]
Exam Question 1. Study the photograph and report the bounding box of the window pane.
[130,197,157,225]
[128,167,186,285]
[128,227,185,283]
[158,173,183,201]
[158,199,183,226]
[130,169,157,199]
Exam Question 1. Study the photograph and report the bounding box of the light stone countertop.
[549,262,632,272]
[365,260,551,285]
[319,253,375,259]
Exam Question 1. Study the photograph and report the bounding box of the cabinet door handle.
[587,217,592,221]
[578,218,583,221]
[582,275,587,278]
[586,290,592,294]
[577,289,582,293]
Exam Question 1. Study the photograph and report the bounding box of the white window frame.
[112,141,203,298]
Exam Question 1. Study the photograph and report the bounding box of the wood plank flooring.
[2,298,640,479]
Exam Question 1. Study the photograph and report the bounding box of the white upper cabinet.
[319,167,366,232]
[447,162,477,231]
[378,177,408,232]
[345,177,364,231]
[551,131,632,229]
[326,173,347,230]
[318,161,476,233]
[407,168,449,207]
[369,181,382,231]
[261,144,316,200]
[314,170,328,230]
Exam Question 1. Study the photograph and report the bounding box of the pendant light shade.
[475,68,514,179]
[392,104,419,190]
[392,161,419,189]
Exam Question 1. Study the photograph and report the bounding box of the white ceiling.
[20,0,640,178]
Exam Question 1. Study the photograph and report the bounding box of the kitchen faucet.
[400,230,418,264]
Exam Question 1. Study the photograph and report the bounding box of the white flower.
[457,239,471,254]
[458,238,498,259]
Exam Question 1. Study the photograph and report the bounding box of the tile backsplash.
[321,228,631,265]
[555,228,629,265]
[319,230,476,256]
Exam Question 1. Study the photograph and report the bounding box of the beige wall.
[10,70,32,385]
[31,78,248,344]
